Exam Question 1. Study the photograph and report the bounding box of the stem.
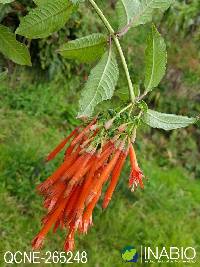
[104,103,132,129]
[88,0,135,103]
[137,110,143,119]
[113,38,135,103]
[136,91,148,102]
[117,103,133,116]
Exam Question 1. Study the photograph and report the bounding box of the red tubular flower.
[32,118,145,251]
[32,196,68,250]
[86,145,122,204]
[46,128,78,162]
[102,149,128,209]
[80,189,101,234]
[129,143,144,191]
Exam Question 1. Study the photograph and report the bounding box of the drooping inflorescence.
[32,111,145,251]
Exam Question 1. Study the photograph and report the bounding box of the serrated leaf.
[144,25,167,91]
[70,0,85,3]
[117,0,173,30]
[0,0,14,4]
[116,0,140,29]
[16,0,73,39]
[0,25,31,66]
[58,33,107,63]
[33,0,49,5]
[143,109,196,130]
[133,0,173,27]
[0,68,8,81]
[34,0,84,5]
[78,48,119,117]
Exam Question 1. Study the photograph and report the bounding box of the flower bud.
[105,118,114,129]
[131,129,137,143]
[90,124,98,131]
[118,123,127,132]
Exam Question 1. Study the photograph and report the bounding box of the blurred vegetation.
[0,0,200,266]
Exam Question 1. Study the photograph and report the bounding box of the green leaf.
[116,83,140,102]
[116,0,139,29]
[58,33,107,63]
[0,3,11,22]
[134,0,173,27]
[78,48,119,117]
[144,25,167,91]
[115,87,129,101]
[133,83,140,97]
[33,0,49,5]
[70,0,85,3]
[143,109,197,130]
[16,0,73,39]
[117,0,173,30]
[0,0,14,4]
[0,25,31,66]
[0,68,8,81]
[34,0,84,5]
[133,0,173,27]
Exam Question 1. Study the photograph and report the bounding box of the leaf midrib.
[121,0,130,25]
[60,40,105,52]
[83,49,112,114]
[146,28,155,91]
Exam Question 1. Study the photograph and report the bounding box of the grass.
[0,80,199,267]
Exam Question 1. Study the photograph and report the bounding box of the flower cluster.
[32,116,144,251]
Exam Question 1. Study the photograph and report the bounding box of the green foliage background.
[0,0,200,266]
